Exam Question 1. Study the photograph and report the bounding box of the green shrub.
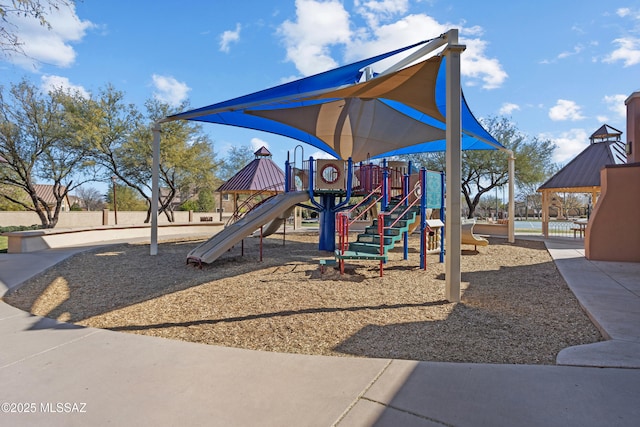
[0,224,42,233]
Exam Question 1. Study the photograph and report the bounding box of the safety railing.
[336,185,383,254]
[225,182,284,227]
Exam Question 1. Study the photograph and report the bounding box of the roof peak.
[254,146,272,157]
[590,124,622,144]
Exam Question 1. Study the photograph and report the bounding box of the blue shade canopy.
[165,40,503,162]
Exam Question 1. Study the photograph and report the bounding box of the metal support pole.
[260,226,263,262]
[111,175,118,225]
[439,171,445,264]
[507,150,515,243]
[444,29,465,303]
[150,122,161,255]
[420,168,427,269]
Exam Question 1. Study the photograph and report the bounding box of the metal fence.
[513,220,585,237]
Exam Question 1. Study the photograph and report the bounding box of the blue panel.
[425,171,442,209]
[167,38,504,159]
[168,40,431,120]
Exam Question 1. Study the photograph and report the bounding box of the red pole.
[422,228,427,270]
[259,226,263,262]
[378,213,384,277]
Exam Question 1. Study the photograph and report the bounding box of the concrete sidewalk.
[1,237,639,426]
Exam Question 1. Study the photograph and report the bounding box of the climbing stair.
[335,200,419,270]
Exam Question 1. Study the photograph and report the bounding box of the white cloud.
[460,38,508,89]
[557,44,584,59]
[310,150,337,159]
[3,4,94,70]
[278,1,507,89]
[40,75,89,98]
[616,8,632,18]
[548,99,585,121]
[278,0,352,75]
[151,75,190,107]
[344,13,448,65]
[544,128,589,164]
[250,137,269,151]
[220,23,241,53]
[603,8,640,66]
[499,102,520,115]
[355,0,409,28]
[603,37,640,67]
[603,94,627,118]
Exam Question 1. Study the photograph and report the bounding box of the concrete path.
[1,237,639,426]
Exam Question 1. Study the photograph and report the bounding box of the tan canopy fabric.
[248,98,445,162]
[247,56,446,162]
[312,56,444,120]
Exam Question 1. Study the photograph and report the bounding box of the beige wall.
[0,210,220,228]
[585,164,640,262]
[626,92,640,163]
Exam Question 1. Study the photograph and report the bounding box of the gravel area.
[3,232,602,364]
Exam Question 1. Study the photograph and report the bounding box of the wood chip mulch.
[3,232,603,364]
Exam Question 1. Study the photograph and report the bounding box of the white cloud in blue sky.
[278,0,507,89]
[220,24,242,53]
[40,75,89,98]
[602,94,628,120]
[549,100,585,122]
[499,103,520,116]
[2,0,640,172]
[250,137,269,151]
[278,0,352,75]
[545,128,590,164]
[603,7,640,66]
[604,37,640,66]
[2,3,93,70]
[151,75,190,107]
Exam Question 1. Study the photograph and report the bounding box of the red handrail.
[336,185,383,255]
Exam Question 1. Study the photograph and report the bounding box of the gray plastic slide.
[186,191,310,265]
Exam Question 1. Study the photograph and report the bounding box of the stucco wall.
[586,163,640,262]
[0,210,219,228]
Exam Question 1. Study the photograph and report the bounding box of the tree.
[0,183,27,210]
[0,79,96,227]
[104,183,146,211]
[195,187,215,212]
[217,145,254,181]
[79,87,220,222]
[1,0,74,58]
[409,116,556,218]
[180,187,216,212]
[75,185,104,211]
[126,99,220,221]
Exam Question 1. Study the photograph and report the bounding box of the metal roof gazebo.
[216,146,285,222]
[537,124,626,237]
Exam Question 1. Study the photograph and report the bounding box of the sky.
[2,0,640,194]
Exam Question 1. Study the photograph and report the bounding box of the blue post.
[440,171,445,264]
[382,159,389,211]
[284,159,290,193]
[308,157,315,200]
[318,194,337,252]
[420,168,427,269]
[403,173,409,260]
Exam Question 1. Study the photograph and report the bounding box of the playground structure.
[186,156,445,274]
[156,29,510,302]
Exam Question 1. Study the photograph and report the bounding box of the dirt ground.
[3,232,602,364]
